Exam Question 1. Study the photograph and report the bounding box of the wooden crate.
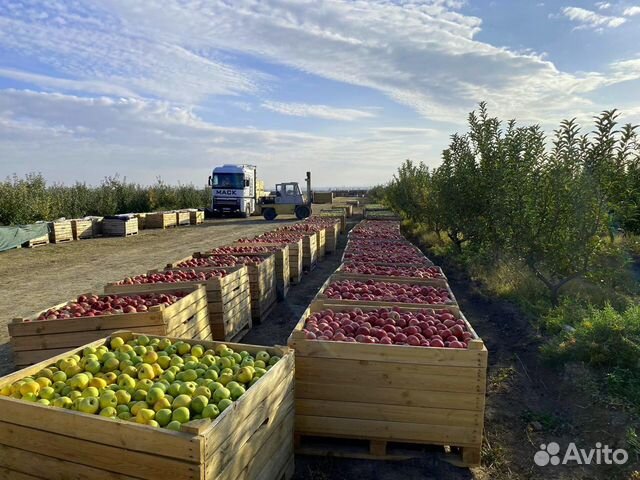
[48,221,73,243]
[105,266,252,343]
[302,233,318,271]
[313,191,333,204]
[237,241,302,285]
[325,222,340,253]
[134,213,147,229]
[91,217,104,237]
[9,285,209,368]
[288,300,487,466]
[0,331,295,480]
[70,219,93,240]
[145,212,177,229]
[102,217,138,237]
[316,228,326,260]
[190,210,204,225]
[333,204,353,217]
[176,211,191,226]
[315,274,458,309]
[334,264,448,287]
[230,244,291,299]
[320,210,346,233]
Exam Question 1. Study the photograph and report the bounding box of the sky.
[0,0,639,189]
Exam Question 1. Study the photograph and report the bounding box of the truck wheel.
[239,211,249,219]
[263,208,277,221]
[295,205,311,220]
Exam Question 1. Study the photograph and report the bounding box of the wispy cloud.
[261,101,376,121]
[561,6,626,29]
[595,2,611,10]
[623,6,640,16]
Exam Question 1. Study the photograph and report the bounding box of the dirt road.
[0,216,299,375]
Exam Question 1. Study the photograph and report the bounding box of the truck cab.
[208,164,257,217]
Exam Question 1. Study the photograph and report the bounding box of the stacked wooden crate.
[70,219,93,240]
[190,210,205,225]
[231,243,292,298]
[0,332,295,480]
[102,216,138,237]
[176,211,190,226]
[9,285,209,368]
[48,220,73,244]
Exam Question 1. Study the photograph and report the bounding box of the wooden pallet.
[70,219,93,240]
[175,211,190,226]
[48,221,73,243]
[23,235,49,248]
[287,299,487,468]
[102,217,138,237]
[190,210,204,225]
[0,331,295,480]
[144,212,177,229]
[9,285,209,368]
[106,266,252,343]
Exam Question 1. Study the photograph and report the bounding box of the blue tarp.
[0,223,50,252]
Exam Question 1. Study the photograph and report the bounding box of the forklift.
[259,172,312,220]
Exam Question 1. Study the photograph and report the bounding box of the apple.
[171,407,190,424]
[78,397,100,414]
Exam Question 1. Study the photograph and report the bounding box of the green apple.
[255,351,270,363]
[240,356,254,367]
[137,363,155,380]
[171,407,190,423]
[254,367,267,378]
[212,387,230,403]
[52,371,67,383]
[78,397,100,414]
[218,372,234,386]
[84,359,101,374]
[170,356,184,368]
[142,350,158,364]
[178,382,197,396]
[117,411,132,421]
[79,386,98,397]
[102,357,120,372]
[89,377,107,390]
[219,348,233,358]
[177,369,198,382]
[37,398,50,406]
[69,373,90,390]
[68,390,82,401]
[201,404,220,420]
[99,391,118,409]
[131,401,149,416]
[115,389,131,405]
[229,384,245,400]
[133,389,148,401]
[152,381,168,392]
[166,420,181,431]
[52,396,73,409]
[191,345,204,358]
[129,355,143,366]
[38,386,55,400]
[99,406,117,418]
[193,386,211,399]
[37,368,53,380]
[191,395,208,414]
[116,404,130,415]
[157,356,171,369]
[268,356,280,366]
[205,381,224,392]
[254,360,266,369]
[52,381,67,394]
[153,397,172,412]
[117,374,136,390]
[110,336,125,349]
[136,408,155,423]
[176,342,191,355]
[168,382,182,397]
[155,408,172,427]
[157,338,172,350]
[235,366,254,384]
[201,355,215,367]
[134,345,147,357]
[135,379,154,392]
[217,398,233,412]
[160,371,175,383]
[172,394,191,409]
[122,365,138,377]
[146,387,165,404]
[136,334,150,346]
[216,357,232,370]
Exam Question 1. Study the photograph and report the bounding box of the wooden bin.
[176,211,191,226]
[190,210,204,225]
[145,212,177,229]
[90,217,104,237]
[231,244,291,299]
[9,285,209,368]
[301,233,318,271]
[48,220,73,243]
[134,213,147,229]
[102,217,138,237]
[334,264,449,287]
[0,331,295,480]
[313,191,333,204]
[166,254,278,324]
[333,204,353,217]
[237,241,302,285]
[314,273,458,309]
[105,266,252,343]
[288,300,487,466]
[320,210,346,234]
[70,219,93,240]
[315,228,326,260]
[23,234,49,248]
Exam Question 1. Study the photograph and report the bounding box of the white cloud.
[595,2,611,10]
[561,6,626,29]
[262,101,376,121]
[623,6,640,16]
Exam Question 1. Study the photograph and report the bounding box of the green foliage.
[0,173,209,225]
[384,104,638,305]
[542,304,640,369]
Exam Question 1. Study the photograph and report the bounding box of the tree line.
[378,103,640,305]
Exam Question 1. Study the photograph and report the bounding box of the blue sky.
[0,0,639,188]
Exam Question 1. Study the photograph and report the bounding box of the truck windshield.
[212,173,244,189]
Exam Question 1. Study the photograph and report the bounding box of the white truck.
[207,164,260,217]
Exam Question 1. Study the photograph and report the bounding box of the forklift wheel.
[295,205,311,220]
[263,208,277,221]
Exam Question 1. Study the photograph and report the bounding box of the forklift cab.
[274,183,304,205]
